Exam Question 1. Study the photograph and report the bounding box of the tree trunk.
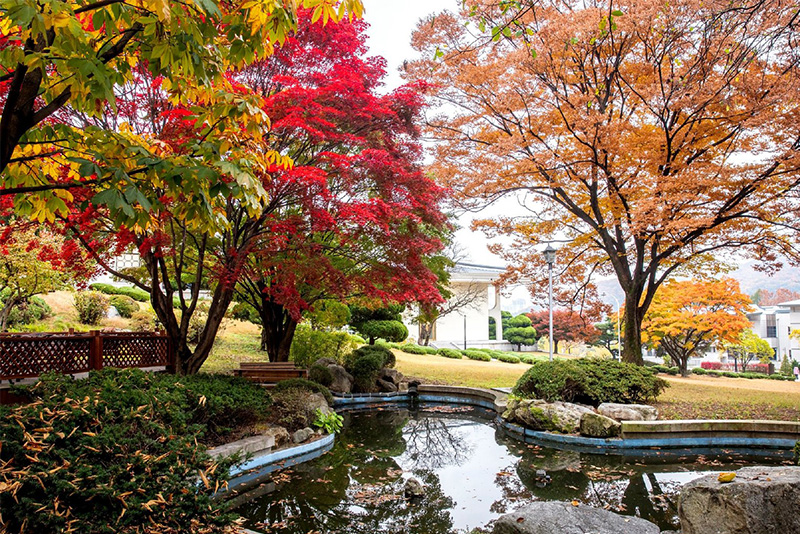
[0,296,16,332]
[259,298,298,362]
[418,321,433,346]
[621,298,644,365]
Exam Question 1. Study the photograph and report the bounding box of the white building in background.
[404,262,515,350]
[747,305,794,360]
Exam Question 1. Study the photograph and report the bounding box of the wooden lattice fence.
[0,330,174,382]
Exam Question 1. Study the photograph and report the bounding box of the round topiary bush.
[350,353,384,392]
[463,349,491,361]
[513,360,588,403]
[351,344,395,368]
[73,291,110,325]
[110,295,138,318]
[496,353,521,364]
[272,378,333,405]
[437,348,462,359]
[513,359,668,406]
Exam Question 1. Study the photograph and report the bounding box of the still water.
[235,404,790,533]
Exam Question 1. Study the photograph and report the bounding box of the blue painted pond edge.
[218,384,796,496]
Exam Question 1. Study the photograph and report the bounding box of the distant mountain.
[729,261,800,296]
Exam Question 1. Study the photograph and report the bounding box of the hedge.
[89,283,150,302]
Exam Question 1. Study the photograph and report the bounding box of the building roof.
[777,299,800,307]
[450,262,507,283]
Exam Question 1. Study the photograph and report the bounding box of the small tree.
[350,304,408,345]
[781,354,793,376]
[642,279,752,376]
[0,229,70,330]
[727,329,774,373]
[504,314,537,352]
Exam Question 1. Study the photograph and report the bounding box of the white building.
[747,304,795,360]
[404,263,515,350]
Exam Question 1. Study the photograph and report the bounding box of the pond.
[234,404,791,533]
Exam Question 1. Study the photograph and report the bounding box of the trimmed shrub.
[692,367,707,375]
[230,301,260,324]
[517,354,538,364]
[437,348,463,359]
[90,283,150,302]
[73,291,110,325]
[513,359,668,406]
[349,351,386,393]
[577,359,668,405]
[309,364,334,387]
[110,295,138,318]
[130,311,157,331]
[463,349,491,361]
[496,353,521,364]
[272,377,334,405]
[399,344,430,355]
[290,325,361,368]
[652,364,679,375]
[513,360,587,403]
[350,344,395,368]
[0,369,266,534]
[701,361,722,370]
[5,295,52,327]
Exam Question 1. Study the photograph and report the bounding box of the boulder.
[263,426,290,448]
[292,427,315,444]
[314,357,338,367]
[506,399,593,433]
[404,477,425,498]
[326,364,354,394]
[380,367,404,385]
[302,392,333,424]
[580,412,622,438]
[492,501,660,534]
[376,378,398,393]
[678,466,800,534]
[597,403,658,422]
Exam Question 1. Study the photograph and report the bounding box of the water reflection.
[234,405,790,533]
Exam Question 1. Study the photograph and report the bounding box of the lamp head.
[543,244,556,265]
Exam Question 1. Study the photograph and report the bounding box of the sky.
[359,1,538,311]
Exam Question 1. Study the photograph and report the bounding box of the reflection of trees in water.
[237,410,456,534]
[400,412,474,470]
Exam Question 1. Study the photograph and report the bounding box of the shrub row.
[463,349,492,361]
[691,367,794,380]
[437,348,463,359]
[89,283,150,302]
[513,358,668,406]
[651,364,680,375]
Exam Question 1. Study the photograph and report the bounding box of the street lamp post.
[543,244,556,362]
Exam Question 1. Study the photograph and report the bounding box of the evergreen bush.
[437,348,463,359]
[463,349,492,361]
[110,295,138,318]
[74,291,110,325]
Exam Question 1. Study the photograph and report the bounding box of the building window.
[766,314,777,338]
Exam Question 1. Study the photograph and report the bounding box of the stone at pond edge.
[292,427,315,444]
[678,466,800,534]
[492,501,660,534]
[404,477,425,498]
[301,392,333,425]
[263,426,290,448]
[505,399,594,434]
[597,403,658,422]
[325,364,354,394]
[376,378,398,393]
[580,412,621,438]
[380,367,404,386]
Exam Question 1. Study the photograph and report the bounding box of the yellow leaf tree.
[642,279,752,376]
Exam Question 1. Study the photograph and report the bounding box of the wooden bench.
[233,362,308,384]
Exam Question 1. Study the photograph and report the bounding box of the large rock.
[493,501,660,534]
[326,364,354,394]
[292,427,315,444]
[380,367,404,385]
[597,403,658,422]
[376,378,398,393]
[302,392,333,423]
[505,399,593,433]
[404,477,425,498]
[580,412,621,438]
[678,466,800,534]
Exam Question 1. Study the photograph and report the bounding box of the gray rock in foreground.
[679,466,800,534]
[493,501,660,534]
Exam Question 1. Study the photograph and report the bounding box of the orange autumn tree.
[642,279,752,376]
[408,0,800,364]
